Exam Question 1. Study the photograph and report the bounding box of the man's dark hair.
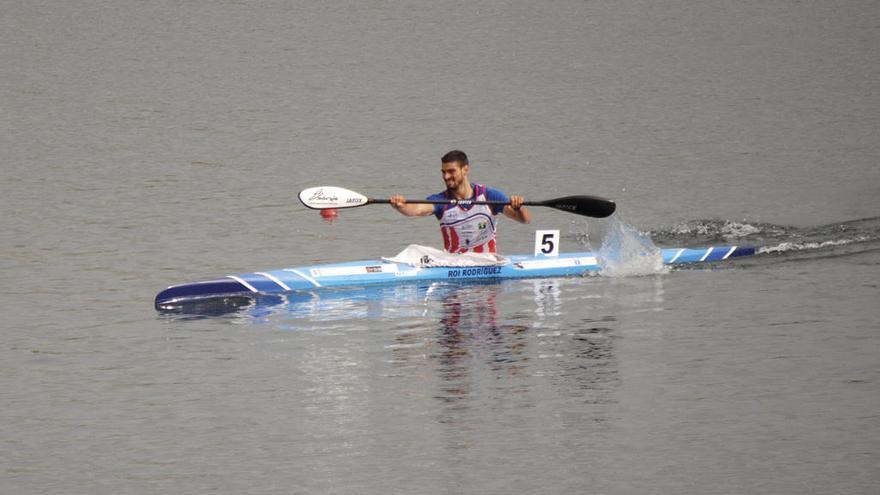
[441,150,469,165]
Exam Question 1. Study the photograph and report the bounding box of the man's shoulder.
[478,184,508,201]
[426,191,448,218]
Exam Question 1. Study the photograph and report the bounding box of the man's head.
[441,150,470,191]
[441,150,468,166]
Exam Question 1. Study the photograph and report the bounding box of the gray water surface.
[2,1,879,493]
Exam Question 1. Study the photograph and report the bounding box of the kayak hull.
[155,246,755,309]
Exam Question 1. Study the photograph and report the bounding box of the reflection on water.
[431,285,529,408]
[532,279,564,318]
[151,274,678,487]
[160,275,670,432]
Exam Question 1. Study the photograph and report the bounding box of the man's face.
[441,161,468,191]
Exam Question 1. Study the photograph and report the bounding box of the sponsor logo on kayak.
[366,266,382,273]
[446,266,503,278]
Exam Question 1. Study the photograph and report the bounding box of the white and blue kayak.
[154,245,756,309]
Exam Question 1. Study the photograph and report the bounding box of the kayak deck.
[155,245,755,309]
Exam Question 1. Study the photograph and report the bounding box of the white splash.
[597,217,668,277]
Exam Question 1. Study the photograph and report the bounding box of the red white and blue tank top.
[429,183,509,254]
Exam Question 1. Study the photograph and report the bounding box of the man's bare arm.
[503,195,531,224]
[390,195,435,217]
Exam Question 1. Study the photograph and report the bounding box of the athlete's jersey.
[428,183,508,254]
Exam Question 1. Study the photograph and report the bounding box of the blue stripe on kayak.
[704,245,747,261]
[255,272,291,290]
[668,248,685,263]
[663,248,696,263]
[727,246,756,258]
[232,273,289,293]
[282,268,321,287]
[663,248,711,263]
[709,247,729,261]
[662,246,755,264]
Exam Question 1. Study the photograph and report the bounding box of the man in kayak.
[390,150,531,254]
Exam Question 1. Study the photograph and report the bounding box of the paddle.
[299,186,616,218]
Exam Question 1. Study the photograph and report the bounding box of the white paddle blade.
[299,186,369,210]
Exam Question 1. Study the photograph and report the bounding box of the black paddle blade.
[540,195,616,218]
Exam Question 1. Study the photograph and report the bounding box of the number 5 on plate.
[534,230,560,257]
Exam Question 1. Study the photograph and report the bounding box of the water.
[2,1,879,493]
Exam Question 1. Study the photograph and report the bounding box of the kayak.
[154,245,755,309]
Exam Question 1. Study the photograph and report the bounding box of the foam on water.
[652,216,880,259]
[596,217,668,277]
[665,219,763,239]
[758,236,872,254]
